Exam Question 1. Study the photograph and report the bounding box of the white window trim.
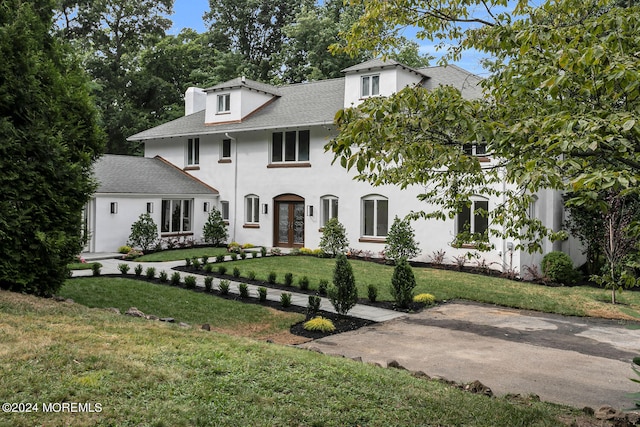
[161,199,193,234]
[220,200,230,221]
[361,74,380,98]
[270,130,310,163]
[361,195,388,238]
[217,93,230,114]
[245,195,260,224]
[456,196,489,235]
[320,195,339,228]
[187,137,199,166]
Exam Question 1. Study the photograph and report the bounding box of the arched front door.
[274,194,304,248]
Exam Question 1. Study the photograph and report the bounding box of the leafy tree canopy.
[327,0,640,252]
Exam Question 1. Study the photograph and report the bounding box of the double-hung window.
[221,139,232,159]
[245,195,260,224]
[187,138,199,166]
[361,74,380,98]
[362,195,388,237]
[320,196,339,228]
[271,130,310,163]
[217,93,230,113]
[456,198,489,237]
[220,201,230,221]
[161,199,192,233]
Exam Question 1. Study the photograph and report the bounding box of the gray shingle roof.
[128,77,345,141]
[417,64,484,99]
[341,58,428,78]
[93,155,218,195]
[204,77,281,96]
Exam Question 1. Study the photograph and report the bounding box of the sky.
[168,0,489,77]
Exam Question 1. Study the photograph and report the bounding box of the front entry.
[274,194,304,248]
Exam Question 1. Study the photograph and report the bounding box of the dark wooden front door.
[274,195,304,248]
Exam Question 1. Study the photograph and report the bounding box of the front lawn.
[213,255,640,320]
[59,277,304,343]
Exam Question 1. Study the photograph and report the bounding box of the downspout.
[225,133,238,242]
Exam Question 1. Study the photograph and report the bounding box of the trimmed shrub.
[118,245,132,254]
[257,286,267,302]
[159,271,168,283]
[204,263,214,273]
[203,208,228,246]
[318,279,328,295]
[267,271,277,284]
[306,295,321,319]
[327,254,358,315]
[91,263,101,276]
[284,272,294,286]
[184,275,197,289]
[390,258,416,308]
[219,279,230,295]
[367,284,378,303]
[216,254,225,263]
[201,255,209,265]
[303,316,335,333]
[134,264,143,277]
[192,257,201,270]
[185,258,192,267]
[238,283,249,298]
[233,267,241,278]
[260,247,267,257]
[230,253,238,261]
[299,276,310,291]
[319,218,349,257]
[240,251,247,260]
[218,265,227,275]
[128,213,158,252]
[145,267,156,279]
[413,293,436,305]
[248,271,256,280]
[280,292,292,307]
[170,272,181,286]
[118,263,130,275]
[204,276,213,292]
[385,216,420,262]
[541,251,579,285]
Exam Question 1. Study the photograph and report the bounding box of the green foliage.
[204,276,213,292]
[318,279,329,295]
[233,267,241,278]
[284,272,294,286]
[159,271,168,283]
[184,275,196,290]
[118,264,130,275]
[390,259,417,308]
[385,216,421,262]
[230,253,238,261]
[306,295,321,319]
[303,316,335,333]
[367,284,378,303]
[192,257,201,270]
[268,272,277,284]
[0,0,103,296]
[145,267,156,280]
[185,258,192,267]
[258,286,267,302]
[414,293,436,305]
[202,255,209,265]
[128,214,158,252]
[541,252,579,285]
[118,245,132,254]
[204,264,214,273]
[216,255,225,263]
[319,218,349,257]
[170,272,181,286]
[328,254,358,315]
[299,276,310,290]
[248,271,257,280]
[203,208,228,246]
[240,251,247,260]
[238,283,249,298]
[219,279,230,295]
[218,265,228,275]
[260,247,267,257]
[91,263,101,276]
[134,264,143,277]
[280,292,292,308]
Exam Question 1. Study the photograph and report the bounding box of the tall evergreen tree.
[0,0,104,296]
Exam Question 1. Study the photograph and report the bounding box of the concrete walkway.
[73,254,405,323]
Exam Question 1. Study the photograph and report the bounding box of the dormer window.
[217,93,230,113]
[361,74,380,98]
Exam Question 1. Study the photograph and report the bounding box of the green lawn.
[59,277,303,343]
[0,289,589,427]
[135,246,229,262]
[216,255,640,320]
[68,262,102,270]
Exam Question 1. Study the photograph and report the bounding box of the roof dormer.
[202,77,280,125]
[342,59,428,108]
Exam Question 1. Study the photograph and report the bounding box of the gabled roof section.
[341,58,429,78]
[418,64,484,99]
[204,77,281,96]
[128,77,345,141]
[93,154,218,195]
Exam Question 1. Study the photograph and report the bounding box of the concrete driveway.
[298,301,640,410]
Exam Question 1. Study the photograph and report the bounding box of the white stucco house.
[88,58,584,274]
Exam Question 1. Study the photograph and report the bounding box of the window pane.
[272,133,282,162]
[376,199,388,236]
[182,200,191,232]
[188,139,193,164]
[371,75,380,95]
[474,200,489,235]
[218,95,224,112]
[222,139,231,158]
[161,200,170,232]
[221,201,229,220]
[476,144,487,155]
[457,205,471,234]
[298,130,309,161]
[364,200,374,235]
[194,138,199,165]
[253,198,260,222]
[362,76,369,97]
[331,198,338,219]
[171,201,181,233]
[246,198,253,223]
[322,198,330,227]
[285,131,296,162]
